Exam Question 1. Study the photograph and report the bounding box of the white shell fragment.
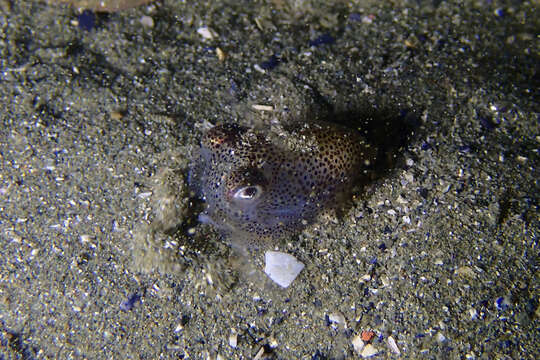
[264,251,305,288]
[197,27,217,40]
[361,344,378,358]
[228,330,237,348]
[251,104,274,111]
[352,334,365,353]
[387,335,401,354]
[328,312,347,328]
[139,15,154,28]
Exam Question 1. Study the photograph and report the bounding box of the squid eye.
[232,185,263,201]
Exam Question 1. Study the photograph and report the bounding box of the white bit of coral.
[352,335,365,353]
[387,336,401,355]
[264,251,304,288]
[361,344,378,358]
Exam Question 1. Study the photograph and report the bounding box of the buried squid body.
[193,121,377,246]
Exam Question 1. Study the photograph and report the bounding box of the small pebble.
[253,63,265,73]
[396,195,408,204]
[140,15,154,28]
[216,47,226,61]
[110,110,125,120]
[436,332,446,342]
[455,266,476,278]
[362,14,375,24]
[79,234,93,243]
[361,330,375,342]
[516,155,527,164]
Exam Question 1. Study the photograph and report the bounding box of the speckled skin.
[195,122,376,242]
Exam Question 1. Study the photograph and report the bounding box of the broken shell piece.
[216,47,226,61]
[328,312,347,328]
[253,346,266,360]
[387,335,401,355]
[197,27,217,40]
[352,334,365,354]
[264,251,304,288]
[361,344,378,358]
[251,104,274,111]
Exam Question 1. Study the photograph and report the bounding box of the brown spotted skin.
[196,122,376,242]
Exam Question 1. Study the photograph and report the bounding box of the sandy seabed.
[0,1,538,359]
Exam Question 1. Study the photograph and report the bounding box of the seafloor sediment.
[0,1,538,358]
